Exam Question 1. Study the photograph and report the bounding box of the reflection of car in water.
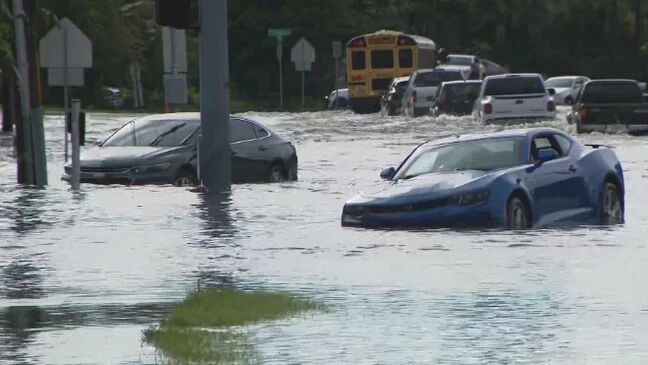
[324,88,348,109]
[63,113,298,185]
[430,80,482,117]
[341,128,624,229]
[380,76,409,116]
[102,87,124,108]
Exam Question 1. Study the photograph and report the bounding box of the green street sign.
[268,28,292,38]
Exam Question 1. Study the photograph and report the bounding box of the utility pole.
[198,0,230,193]
[13,0,34,184]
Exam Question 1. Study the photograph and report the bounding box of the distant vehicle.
[440,54,485,80]
[380,76,409,116]
[341,128,624,229]
[473,73,556,124]
[102,87,124,108]
[63,113,298,185]
[480,59,506,77]
[325,88,349,109]
[402,69,465,117]
[545,76,590,105]
[430,80,482,117]
[566,79,648,134]
[346,30,437,114]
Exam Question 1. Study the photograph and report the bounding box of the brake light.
[351,75,364,81]
[547,101,555,112]
[578,107,588,124]
[347,37,366,48]
[484,103,493,115]
[397,35,416,46]
[412,91,417,104]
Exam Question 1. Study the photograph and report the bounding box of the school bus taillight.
[348,38,366,48]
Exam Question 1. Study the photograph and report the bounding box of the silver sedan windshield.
[396,137,525,180]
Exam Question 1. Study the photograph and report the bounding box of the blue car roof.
[425,128,567,147]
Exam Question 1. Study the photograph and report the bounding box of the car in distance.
[63,113,298,185]
[480,58,506,77]
[473,73,556,124]
[566,79,648,134]
[380,77,410,116]
[402,69,465,117]
[545,76,590,105]
[325,88,349,109]
[341,128,624,229]
[439,54,485,79]
[102,86,124,109]
[430,80,482,117]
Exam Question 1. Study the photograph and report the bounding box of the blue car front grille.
[345,197,452,216]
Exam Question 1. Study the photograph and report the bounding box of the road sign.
[39,18,92,68]
[268,28,291,109]
[162,27,187,74]
[268,28,292,38]
[48,68,84,86]
[332,41,342,59]
[291,37,315,72]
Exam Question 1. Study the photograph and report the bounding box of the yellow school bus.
[346,30,437,113]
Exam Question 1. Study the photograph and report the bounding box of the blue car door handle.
[568,165,577,172]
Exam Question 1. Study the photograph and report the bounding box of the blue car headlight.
[130,162,172,174]
[450,190,490,206]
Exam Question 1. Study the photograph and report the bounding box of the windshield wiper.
[149,123,186,146]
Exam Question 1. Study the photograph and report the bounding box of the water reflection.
[194,192,236,244]
[1,260,44,299]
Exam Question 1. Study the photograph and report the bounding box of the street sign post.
[332,40,342,91]
[291,37,315,110]
[39,17,92,162]
[268,28,291,109]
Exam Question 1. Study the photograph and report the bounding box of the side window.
[351,51,365,70]
[553,134,572,156]
[398,49,413,68]
[254,125,269,138]
[229,119,256,143]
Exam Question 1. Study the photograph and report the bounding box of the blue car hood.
[355,170,490,203]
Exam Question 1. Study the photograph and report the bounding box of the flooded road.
[2,108,648,364]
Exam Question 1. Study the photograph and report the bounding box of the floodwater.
[1,107,648,364]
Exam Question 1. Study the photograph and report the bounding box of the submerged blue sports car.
[341,128,624,229]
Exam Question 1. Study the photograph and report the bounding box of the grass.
[143,288,320,364]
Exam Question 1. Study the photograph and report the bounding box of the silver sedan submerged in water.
[63,113,298,185]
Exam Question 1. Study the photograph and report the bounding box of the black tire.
[599,182,623,225]
[267,163,285,183]
[174,168,197,186]
[565,96,574,105]
[506,196,530,229]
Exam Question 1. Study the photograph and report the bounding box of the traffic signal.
[155,0,199,29]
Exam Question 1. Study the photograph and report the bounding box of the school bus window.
[351,51,366,70]
[371,50,393,69]
[399,49,413,68]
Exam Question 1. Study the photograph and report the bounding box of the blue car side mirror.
[380,166,396,180]
[536,148,558,165]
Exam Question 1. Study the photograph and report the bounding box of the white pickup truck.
[401,69,465,117]
[473,73,556,124]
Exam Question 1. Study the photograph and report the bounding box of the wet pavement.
[1,108,648,364]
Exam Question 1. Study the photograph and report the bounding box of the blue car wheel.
[507,196,530,229]
[600,182,622,224]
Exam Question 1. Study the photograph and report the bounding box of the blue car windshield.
[103,119,200,147]
[396,137,525,180]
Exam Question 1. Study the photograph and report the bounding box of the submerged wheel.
[506,196,530,229]
[599,182,622,224]
[174,168,197,186]
[565,96,574,105]
[267,164,285,183]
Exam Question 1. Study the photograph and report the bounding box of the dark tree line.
[0,0,647,110]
